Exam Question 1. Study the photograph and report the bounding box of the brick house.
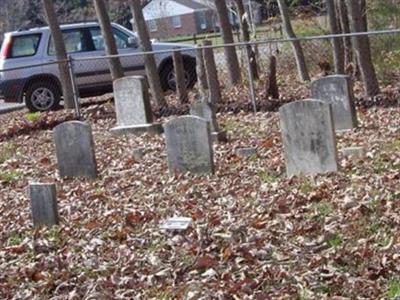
[140,0,216,40]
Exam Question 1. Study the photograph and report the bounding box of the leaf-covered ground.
[0,92,399,299]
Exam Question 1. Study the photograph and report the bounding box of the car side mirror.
[128,36,138,48]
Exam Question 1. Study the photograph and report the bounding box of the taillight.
[0,35,12,59]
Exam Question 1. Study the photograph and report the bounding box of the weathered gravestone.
[279,99,338,177]
[111,76,163,135]
[29,183,59,227]
[190,101,227,143]
[53,121,98,178]
[164,116,214,175]
[311,75,358,131]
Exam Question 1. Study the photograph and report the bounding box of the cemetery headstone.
[311,75,358,131]
[53,121,98,178]
[190,101,227,142]
[29,183,59,227]
[111,76,163,135]
[279,99,338,177]
[235,147,257,158]
[341,146,366,160]
[164,116,214,175]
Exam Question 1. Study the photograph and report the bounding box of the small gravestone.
[279,99,338,177]
[235,147,257,158]
[190,101,227,143]
[29,183,59,227]
[53,121,98,178]
[341,146,366,160]
[164,116,214,175]
[111,76,162,135]
[311,75,358,131]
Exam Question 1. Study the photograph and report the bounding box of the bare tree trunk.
[129,0,166,107]
[172,49,187,104]
[234,0,258,80]
[265,55,279,99]
[214,0,242,86]
[277,0,310,81]
[93,0,124,81]
[346,0,380,96]
[326,0,345,74]
[196,45,208,97]
[336,0,353,68]
[42,0,75,108]
[203,40,222,105]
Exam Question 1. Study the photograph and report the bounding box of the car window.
[88,27,129,50]
[11,34,41,58]
[48,29,88,55]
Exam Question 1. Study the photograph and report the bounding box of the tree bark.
[214,0,242,86]
[336,0,353,68]
[93,0,124,81]
[277,0,310,81]
[196,45,208,97]
[234,0,258,80]
[346,0,380,96]
[265,55,279,99]
[42,0,75,109]
[326,0,345,74]
[203,40,222,105]
[129,0,166,107]
[172,49,187,104]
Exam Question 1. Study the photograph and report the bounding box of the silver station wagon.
[0,22,196,111]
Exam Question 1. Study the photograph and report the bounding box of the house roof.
[143,0,210,21]
[173,0,209,10]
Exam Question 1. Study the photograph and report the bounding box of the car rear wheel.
[160,58,197,91]
[25,81,61,112]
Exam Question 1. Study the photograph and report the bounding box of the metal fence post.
[67,55,81,119]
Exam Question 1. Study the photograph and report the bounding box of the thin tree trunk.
[129,0,166,107]
[234,0,258,80]
[93,0,124,81]
[337,0,353,68]
[265,55,279,99]
[203,40,222,105]
[214,0,242,86]
[346,0,380,96]
[172,49,187,104]
[277,0,310,81]
[196,45,208,97]
[326,0,345,74]
[42,0,75,109]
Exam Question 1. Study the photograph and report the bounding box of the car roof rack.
[16,19,99,32]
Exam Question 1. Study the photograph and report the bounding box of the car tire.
[160,57,197,92]
[25,81,61,112]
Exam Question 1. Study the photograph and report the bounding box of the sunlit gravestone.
[311,75,358,131]
[111,76,163,135]
[279,99,339,177]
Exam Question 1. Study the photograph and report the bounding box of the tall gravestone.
[111,76,163,135]
[311,75,358,131]
[279,99,338,177]
[190,101,227,143]
[29,183,59,227]
[164,116,214,175]
[53,121,98,178]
